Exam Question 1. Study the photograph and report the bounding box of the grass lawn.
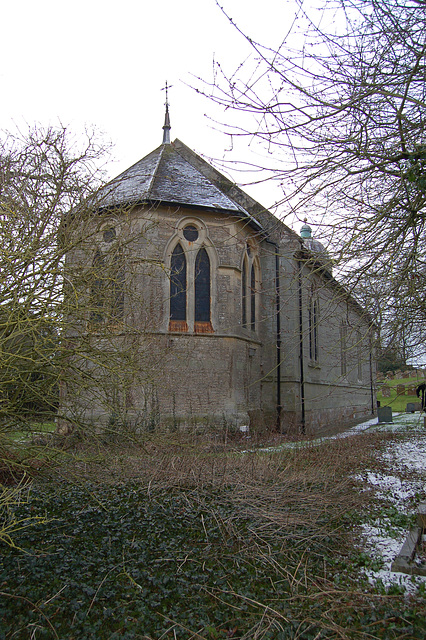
[1,425,426,639]
[377,376,423,412]
[2,420,57,444]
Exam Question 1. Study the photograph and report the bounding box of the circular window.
[103,228,116,243]
[183,225,199,242]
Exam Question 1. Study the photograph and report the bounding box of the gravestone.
[377,406,393,423]
[402,371,410,379]
[381,385,391,398]
[407,386,417,396]
[386,372,394,380]
[406,403,415,413]
[410,370,418,378]
[397,384,406,396]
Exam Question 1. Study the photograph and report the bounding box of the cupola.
[300,219,332,274]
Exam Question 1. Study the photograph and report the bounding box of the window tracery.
[167,219,215,333]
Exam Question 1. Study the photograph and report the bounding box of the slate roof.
[96,140,263,230]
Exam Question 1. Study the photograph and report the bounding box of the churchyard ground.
[1,414,426,639]
[377,376,423,412]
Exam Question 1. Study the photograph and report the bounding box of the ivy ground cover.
[1,427,426,639]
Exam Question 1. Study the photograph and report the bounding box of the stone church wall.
[60,197,375,435]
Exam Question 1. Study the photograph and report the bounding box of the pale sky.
[0,0,297,217]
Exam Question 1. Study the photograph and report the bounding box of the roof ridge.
[171,139,298,241]
[149,144,167,193]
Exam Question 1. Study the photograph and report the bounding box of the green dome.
[300,220,312,239]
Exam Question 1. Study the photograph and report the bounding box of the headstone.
[406,403,415,413]
[386,372,394,379]
[397,384,406,396]
[415,402,422,411]
[381,385,391,398]
[417,502,426,529]
[410,370,418,378]
[407,386,417,396]
[402,371,410,379]
[395,369,403,378]
[378,406,393,423]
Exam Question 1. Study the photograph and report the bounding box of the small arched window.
[250,264,256,331]
[169,243,188,331]
[340,322,347,376]
[91,250,106,325]
[90,247,124,328]
[111,249,125,322]
[194,248,212,332]
[241,241,259,332]
[309,298,319,362]
[242,257,248,328]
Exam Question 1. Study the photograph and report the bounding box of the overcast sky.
[0,0,299,217]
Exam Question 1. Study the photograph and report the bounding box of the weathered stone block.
[377,406,393,423]
[417,502,426,529]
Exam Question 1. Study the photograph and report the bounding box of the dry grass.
[3,427,424,639]
[45,428,396,549]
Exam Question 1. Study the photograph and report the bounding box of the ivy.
[0,482,425,639]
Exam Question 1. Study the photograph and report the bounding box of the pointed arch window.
[194,247,212,332]
[111,249,125,321]
[169,243,188,331]
[340,323,348,376]
[356,330,363,380]
[241,242,259,332]
[309,298,319,362]
[167,220,215,334]
[91,250,106,326]
[242,257,248,328]
[90,247,125,328]
[250,264,256,331]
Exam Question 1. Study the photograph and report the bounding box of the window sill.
[168,320,188,332]
[167,320,214,334]
[308,360,321,369]
[194,321,214,334]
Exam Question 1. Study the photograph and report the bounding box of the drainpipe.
[369,328,375,414]
[297,259,306,434]
[275,249,282,431]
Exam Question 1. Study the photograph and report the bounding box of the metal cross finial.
[161,81,172,144]
[161,80,173,108]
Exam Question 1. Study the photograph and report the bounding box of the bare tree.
[0,126,166,440]
[199,0,426,360]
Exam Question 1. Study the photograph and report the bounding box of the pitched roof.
[96,140,263,230]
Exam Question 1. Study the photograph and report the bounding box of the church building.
[62,106,376,435]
